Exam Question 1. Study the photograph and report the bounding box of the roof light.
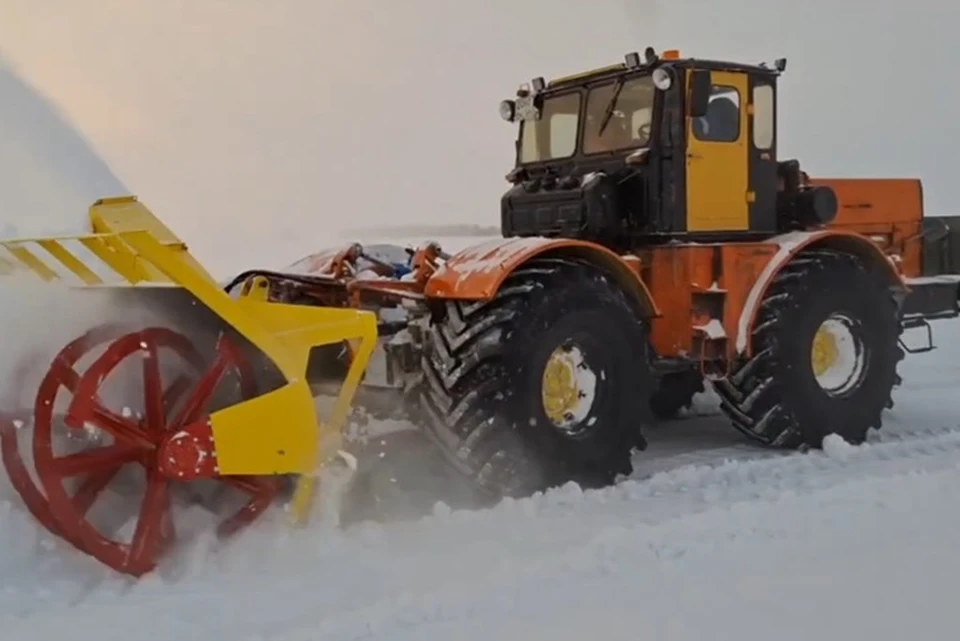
[662,49,680,59]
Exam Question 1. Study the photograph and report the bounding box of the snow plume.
[0,56,127,239]
[0,58,140,413]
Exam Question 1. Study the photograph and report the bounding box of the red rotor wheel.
[0,324,132,551]
[32,327,279,577]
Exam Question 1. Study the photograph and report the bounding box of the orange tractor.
[1,47,958,577]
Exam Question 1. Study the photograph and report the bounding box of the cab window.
[518,92,581,163]
[582,76,655,154]
[752,84,774,150]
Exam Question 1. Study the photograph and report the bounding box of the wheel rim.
[540,342,597,435]
[32,327,279,577]
[810,313,867,397]
[0,324,131,550]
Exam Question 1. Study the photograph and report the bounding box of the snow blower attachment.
[0,196,377,576]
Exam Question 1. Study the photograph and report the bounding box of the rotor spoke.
[159,486,175,548]
[71,467,120,515]
[161,374,192,413]
[129,470,169,571]
[142,343,165,434]
[87,400,154,449]
[169,351,229,430]
[52,444,141,478]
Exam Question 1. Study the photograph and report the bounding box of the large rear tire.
[715,248,904,448]
[415,257,655,499]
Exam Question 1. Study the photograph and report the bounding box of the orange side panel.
[638,243,776,362]
[811,177,924,277]
[813,177,922,225]
[638,246,692,357]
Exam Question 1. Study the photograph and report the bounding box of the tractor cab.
[497,48,828,248]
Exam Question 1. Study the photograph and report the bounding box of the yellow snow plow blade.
[0,195,378,526]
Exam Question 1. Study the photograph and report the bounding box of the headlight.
[652,67,673,91]
[499,99,516,122]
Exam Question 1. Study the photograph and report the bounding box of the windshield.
[582,75,655,154]
[518,92,580,164]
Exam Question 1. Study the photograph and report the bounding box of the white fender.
[735,230,830,355]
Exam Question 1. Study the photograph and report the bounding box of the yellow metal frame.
[0,195,378,524]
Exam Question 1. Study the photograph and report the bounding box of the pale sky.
[0,0,957,275]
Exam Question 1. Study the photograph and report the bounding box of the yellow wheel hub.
[809,313,867,397]
[540,344,595,431]
[542,348,580,424]
[811,324,840,377]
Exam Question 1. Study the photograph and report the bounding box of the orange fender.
[735,229,907,356]
[425,237,659,317]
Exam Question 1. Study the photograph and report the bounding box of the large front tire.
[416,257,655,499]
[715,248,904,448]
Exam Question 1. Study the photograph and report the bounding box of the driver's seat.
[707,96,738,140]
[692,96,739,141]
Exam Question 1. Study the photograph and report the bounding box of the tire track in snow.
[237,426,960,641]
[615,422,960,524]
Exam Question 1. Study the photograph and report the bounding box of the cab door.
[685,70,750,232]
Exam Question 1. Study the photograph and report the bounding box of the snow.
[693,318,726,339]
[822,433,855,462]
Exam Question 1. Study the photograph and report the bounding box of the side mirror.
[688,70,711,118]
